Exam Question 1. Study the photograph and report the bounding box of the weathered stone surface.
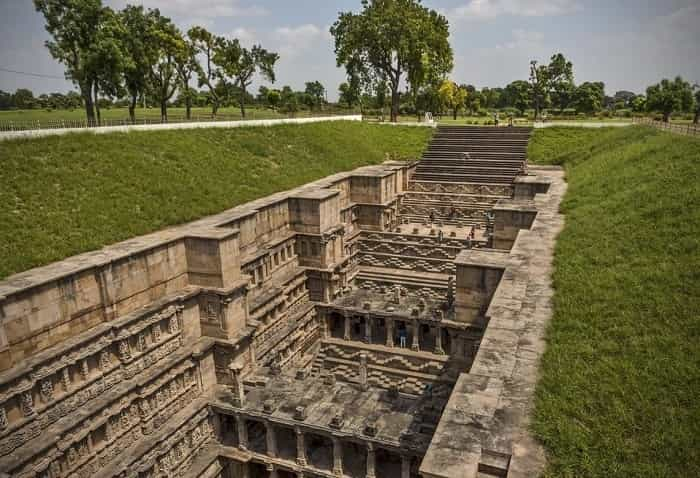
[0,125,563,478]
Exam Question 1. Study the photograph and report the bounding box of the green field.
[0,106,356,125]
[530,126,700,477]
[0,121,430,279]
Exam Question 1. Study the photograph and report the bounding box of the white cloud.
[449,0,581,20]
[227,27,257,46]
[106,0,268,18]
[272,24,332,61]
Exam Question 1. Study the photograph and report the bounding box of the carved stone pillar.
[267,463,278,478]
[229,363,245,407]
[385,318,394,347]
[61,367,71,392]
[296,427,307,466]
[411,321,420,351]
[359,352,368,391]
[434,326,444,355]
[364,314,372,344]
[401,455,411,478]
[343,312,351,340]
[249,340,257,370]
[332,437,343,476]
[236,415,248,451]
[265,421,277,458]
[366,443,376,478]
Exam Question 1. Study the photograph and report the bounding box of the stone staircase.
[411,125,532,184]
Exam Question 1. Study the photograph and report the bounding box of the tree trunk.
[129,94,137,124]
[161,101,168,122]
[453,108,458,120]
[212,100,218,117]
[240,87,246,118]
[83,86,95,125]
[93,84,101,126]
[663,111,670,123]
[390,87,399,123]
[693,110,699,124]
[185,90,192,120]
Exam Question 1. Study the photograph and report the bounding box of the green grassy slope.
[529,126,700,477]
[0,122,431,279]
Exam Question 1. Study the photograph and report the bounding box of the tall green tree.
[34,0,111,122]
[305,81,326,110]
[646,76,694,122]
[189,26,225,115]
[12,88,36,109]
[331,0,453,122]
[89,8,126,125]
[173,33,198,120]
[502,80,531,116]
[693,85,700,124]
[145,11,181,121]
[118,5,153,123]
[438,80,467,119]
[217,41,279,118]
[338,81,361,109]
[529,53,573,119]
[573,82,605,115]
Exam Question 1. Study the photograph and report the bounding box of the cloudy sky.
[1,0,698,100]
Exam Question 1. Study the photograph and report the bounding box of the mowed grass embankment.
[529,126,700,477]
[0,121,431,279]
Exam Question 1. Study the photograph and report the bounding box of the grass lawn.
[0,121,431,279]
[0,106,355,124]
[529,126,700,477]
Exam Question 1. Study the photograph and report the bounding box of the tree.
[693,85,700,124]
[0,90,13,109]
[217,40,279,118]
[462,84,480,115]
[331,0,453,122]
[145,12,181,121]
[614,90,637,109]
[189,26,225,115]
[89,8,126,125]
[646,76,694,122]
[119,5,153,123]
[267,90,281,110]
[438,80,467,119]
[502,80,531,116]
[529,53,573,119]
[305,81,326,110]
[34,0,110,122]
[173,33,198,119]
[573,82,605,115]
[631,95,646,113]
[13,88,35,109]
[338,81,361,109]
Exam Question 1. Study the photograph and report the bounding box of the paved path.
[0,115,362,142]
[533,121,632,128]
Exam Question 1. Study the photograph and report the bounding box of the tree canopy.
[646,77,695,122]
[331,0,453,122]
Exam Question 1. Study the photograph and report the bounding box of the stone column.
[385,318,394,347]
[364,315,372,344]
[266,421,277,458]
[359,352,368,391]
[343,312,351,340]
[411,321,420,351]
[434,326,444,355]
[296,427,307,466]
[332,437,343,476]
[401,455,411,478]
[229,363,245,406]
[366,443,376,478]
[236,415,248,451]
[249,340,257,370]
[267,463,278,478]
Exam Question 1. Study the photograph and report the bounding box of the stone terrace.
[0,126,563,478]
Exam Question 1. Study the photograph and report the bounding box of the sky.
[0,0,698,101]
